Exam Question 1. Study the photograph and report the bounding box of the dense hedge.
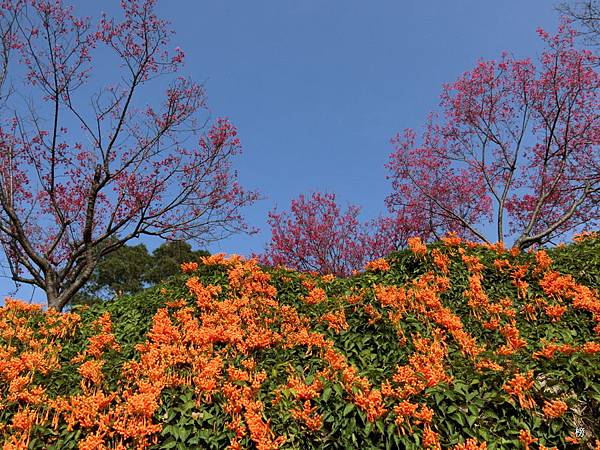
[1,233,599,449]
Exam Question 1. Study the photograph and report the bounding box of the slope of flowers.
[1,233,599,449]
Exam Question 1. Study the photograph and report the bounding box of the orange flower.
[291,400,322,431]
[353,388,387,422]
[422,425,441,449]
[503,371,536,409]
[497,324,527,355]
[452,439,488,450]
[519,429,538,450]
[573,230,598,242]
[320,310,349,333]
[542,399,568,418]
[77,433,107,450]
[460,251,484,274]
[363,304,382,325]
[534,250,553,274]
[408,236,427,257]
[303,287,328,305]
[393,400,419,425]
[441,232,462,246]
[431,249,450,274]
[582,341,600,354]
[544,304,567,322]
[321,274,336,283]
[474,359,503,372]
[180,261,199,273]
[493,259,511,272]
[565,435,579,444]
[11,407,36,432]
[78,360,105,385]
[364,258,390,272]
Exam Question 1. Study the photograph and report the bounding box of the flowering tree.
[260,192,420,276]
[386,21,599,249]
[0,0,259,311]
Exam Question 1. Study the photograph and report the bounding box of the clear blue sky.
[1,0,561,305]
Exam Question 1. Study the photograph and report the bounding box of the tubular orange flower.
[320,310,349,333]
[542,399,568,418]
[534,250,553,274]
[408,236,427,257]
[363,304,382,324]
[544,304,567,322]
[303,287,328,305]
[582,341,600,354]
[321,274,336,283]
[474,358,503,372]
[452,439,488,450]
[441,232,462,246]
[422,425,441,449]
[78,359,105,385]
[518,429,538,450]
[503,371,536,409]
[431,249,450,274]
[180,261,199,273]
[364,258,390,272]
[10,407,36,432]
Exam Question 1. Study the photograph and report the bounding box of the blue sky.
[1,0,561,304]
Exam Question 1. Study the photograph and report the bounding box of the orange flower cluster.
[540,270,600,334]
[441,232,462,247]
[493,258,511,272]
[532,341,577,360]
[474,358,503,372]
[0,300,81,447]
[282,373,324,431]
[544,304,567,322]
[290,400,323,431]
[387,331,452,401]
[319,344,388,422]
[503,371,536,409]
[431,249,450,274]
[364,258,391,272]
[392,400,434,428]
[180,261,199,273]
[200,252,244,267]
[363,304,382,325]
[582,341,600,354]
[542,399,568,418]
[186,277,222,309]
[303,287,328,305]
[519,429,538,450]
[320,274,336,283]
[533,250,553,274]
[2,236,598,448]
[459,249,484,274]
[408,236,427,257]
[510,263,530,300]
[422,425,442,449]
[573,230,598,242]
[452,438,488,449]
[497,323,527,356]
[319,310,349,333]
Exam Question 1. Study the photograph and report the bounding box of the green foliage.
[2,235,600,449]
[70,240,209,306]
[144,240,210,286]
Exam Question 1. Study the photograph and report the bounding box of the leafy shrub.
[1,234,599,449]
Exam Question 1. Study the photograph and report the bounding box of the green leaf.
[343,403,355,416]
